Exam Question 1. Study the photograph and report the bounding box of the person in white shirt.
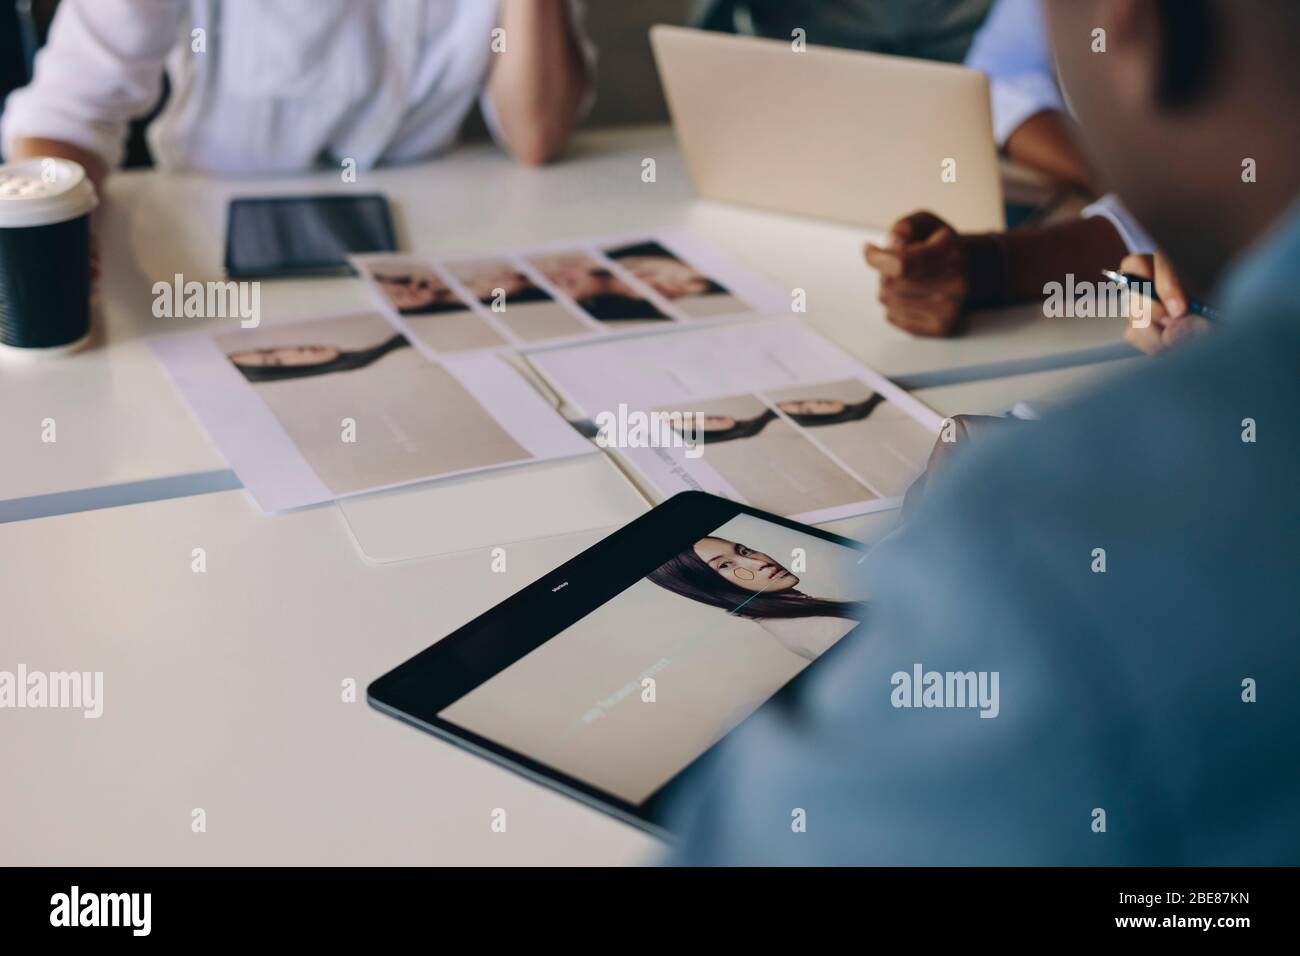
[1,0,594,194]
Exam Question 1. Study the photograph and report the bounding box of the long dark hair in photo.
[646,547,866,622]
[699,408,778,444]
[375,273,470,316]
[231,333,408,383]
[581,291,669,321]
[399,297,469,316]
[491,283,552,306]
[782,393,885,427]
[606,240,728,295]
[606,240,676,261]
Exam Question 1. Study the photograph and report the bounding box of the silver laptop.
[650,24,1005,232]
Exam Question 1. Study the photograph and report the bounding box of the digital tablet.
[368,491,869,837]
[224,194,397,279]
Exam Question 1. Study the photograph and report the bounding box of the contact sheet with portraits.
[527,314,946,525]
[351,231,785,357]
[152,231,938,519]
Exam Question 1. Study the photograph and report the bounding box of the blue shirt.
[965,0,1156,254]
[668,206,1300,865]
[964,0,1060,145]
[692,0,995,63]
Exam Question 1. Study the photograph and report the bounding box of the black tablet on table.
[224,194,397,279]
[368,491,869,838]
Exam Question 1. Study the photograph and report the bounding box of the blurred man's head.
[1045,0,1300,290]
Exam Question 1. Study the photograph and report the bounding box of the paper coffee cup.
[0,157,98,357]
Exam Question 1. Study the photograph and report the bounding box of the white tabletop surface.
[0,124,1127,504]
[0,483,895,865]
[0,491,659,864]
[1,124,1133,864]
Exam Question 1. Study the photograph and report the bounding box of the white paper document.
[152,311,595,513]
[526,318,945,524]
[150,231,920,522]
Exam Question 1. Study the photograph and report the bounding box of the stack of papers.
[153,231,940,522]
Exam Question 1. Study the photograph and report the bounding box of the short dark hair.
[1158,0,1300,108]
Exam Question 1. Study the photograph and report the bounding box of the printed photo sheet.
[350,230,788,359]
[152,311,595,513]
[526,318,945,524]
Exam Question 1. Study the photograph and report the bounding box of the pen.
[1101,270,1225,323]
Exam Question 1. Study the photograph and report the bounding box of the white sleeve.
[480,0,597,148]
[1,0,185,169]
[1082,193,1157,255]
[964,0,1064,146]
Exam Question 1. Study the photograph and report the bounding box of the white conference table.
[0,124,1130,505]
[0,124,1134,865]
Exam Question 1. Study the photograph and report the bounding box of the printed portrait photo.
[667,394,878,516]
[365,259,507,353]
[442,257,593,342]
[766,378,936,497]
[215,312,532,497]
[529,251,671,325]
[605,239,751,318]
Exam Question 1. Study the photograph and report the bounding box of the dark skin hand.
[864,210,1130,338]
[864,212,982,338]
[1119,251,1210,355]
[888,256,1205,515]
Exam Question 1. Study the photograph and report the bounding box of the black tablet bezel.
[223,193,398,279]
[367,491,867,839]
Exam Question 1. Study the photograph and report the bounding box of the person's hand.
[1119,251,1209,355]
[902,414,1022,518]
[864,212,1000,337]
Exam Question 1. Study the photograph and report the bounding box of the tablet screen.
[225,195,396,278]
[437,511,868,807]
